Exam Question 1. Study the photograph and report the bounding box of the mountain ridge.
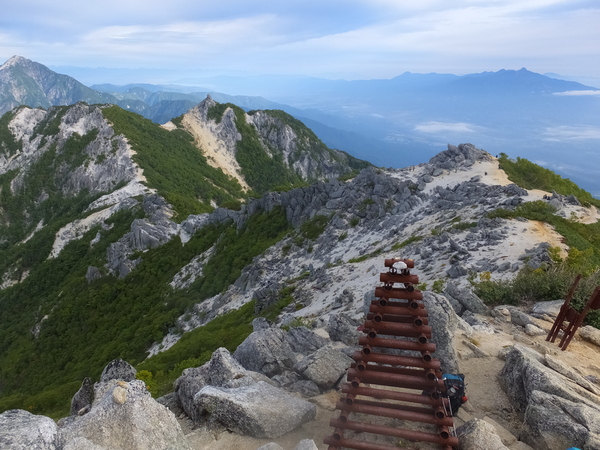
[4,56,600,197]
[2,59,600,448]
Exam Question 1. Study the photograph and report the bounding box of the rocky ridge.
[172,95,368,192]
[2,137,600,449]
[154,143,573,346]
[0,97,364,284]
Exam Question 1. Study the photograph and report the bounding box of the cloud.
[414,121,480,134]
[543,125,600,141]
[1,0,600,79]
[554,90,600,96]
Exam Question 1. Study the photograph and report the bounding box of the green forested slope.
[0,205,290,418]
[102,106,244,218]
[0,103,305,418]
[498,153,600,208]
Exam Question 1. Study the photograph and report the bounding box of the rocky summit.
[1,88,600,450]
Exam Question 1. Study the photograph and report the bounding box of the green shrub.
[472,251,600,329]
[498,153,600,208]
[348,247,384,264]
[206,102,234,124]
[391,236,423,251]
[432,279,446,294]
[299,215,330,240]
[451,221,478,231]
[338,171,359,182]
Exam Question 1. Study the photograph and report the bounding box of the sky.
[1,0,600,82]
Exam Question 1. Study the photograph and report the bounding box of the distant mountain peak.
[0,55,31,70]
[0,56,118,116]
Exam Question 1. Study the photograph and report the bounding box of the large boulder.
[456,418,509,450]
[70,377,94,416]
[422,292,460,373]
[208,347,251,387]
[505,307,539,329]
[194,381,316,438]
[293,345,353,390]
[233,328,296,377]
[174,347,272,423]
[100,358,137,382]
[0,409,59,450]
[174,348,272,423]
[59,380,191,450]
[580,325,600,348]
[284,326,327,355]
[530,299,564,320]
[523,390,597,450]
[443,283,489,316]
[174,365,210,423]
[326,312,359,345]
[499,345,600,450]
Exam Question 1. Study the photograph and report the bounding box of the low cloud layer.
[543,125,600,141]
[554,90,600,96]
[414,121,480,134]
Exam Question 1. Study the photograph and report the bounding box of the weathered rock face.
[422,292,460,373]
[327,312,360,346]
[456,418,510,450]
[59,379,191,450]
[180,96,367,192]
[284,326,328,355]
[173,347,274,424]
[5,103,139,197]
[444,283,490,316]
[180,96,245,186]
[70,377,94,416]
[249,109,357,181]
[293,346,353,390]
[499,345,600,450]
[100,358,137,382]
[233,328,296,377]
[0,409,59,450]
[194,381,316,438]
[174,365,211,423]
[429,143,492,169]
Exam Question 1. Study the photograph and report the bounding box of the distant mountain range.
[181,68,600,195]
[2,56,600,195]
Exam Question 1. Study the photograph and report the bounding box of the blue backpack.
[443,373,467,414]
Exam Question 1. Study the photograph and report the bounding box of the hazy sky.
[1,0,599,80]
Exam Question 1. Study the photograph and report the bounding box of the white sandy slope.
[163,112,250,191]
[48,134,153,259]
